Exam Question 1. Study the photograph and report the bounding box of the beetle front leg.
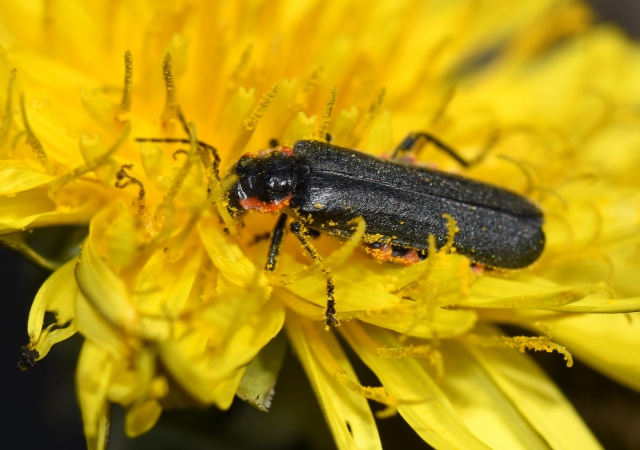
[264,213,288,272]
[289,221,339,328]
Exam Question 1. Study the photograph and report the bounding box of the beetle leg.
[135,109,222,181]
[393,131,499,167]
[289,221,339,328]
[264,213,288,272]
[393,132,470,166]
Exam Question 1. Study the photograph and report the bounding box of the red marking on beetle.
[397,248,420,265]
[364,243,420,265]
[364,243,393,263]
[279,146,294,156]
[240,195,292,213]
[471,264,485,276]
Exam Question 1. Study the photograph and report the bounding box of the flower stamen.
[316,85,337,142]
[49,123,130,197]
[231,83,280,156]
[293,67,323,111]
[20,94,55,174]
[351,87,385,147]
[119,50,133,117]
[431,85,455,125]
[229,44,253,90]
[161,53,179,127]
[116,164,146,204]
[0,67,16,152]
[161,122,198,206]
[463,322,574,367]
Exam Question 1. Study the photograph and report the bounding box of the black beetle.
[138,132,545,326]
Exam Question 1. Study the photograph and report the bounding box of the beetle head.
[225,148,297,215]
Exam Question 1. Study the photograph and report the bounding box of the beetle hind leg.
[393,131,498,167]
[393,132,470,166]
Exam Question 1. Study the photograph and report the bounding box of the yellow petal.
[543,312,640,392]
[463,324,602,450]
[283,112,317,144]
[211,370,245,411]
[552,295,640,313]
[76,340,113,442]
[0,160,55,195]
[277,282,477,338]
[108,346,155,405]
[125,400,162,438]
[438,341,549,450]
[134,245,202,317]
[158,299,284,404]
[357,304,478,339]
[27,257,76,341]
[198,217,269,290]
[80,88,119,129]
[75,291,128,358]
[285,313,382,450]
[27,257,78,357]
[341,322,491,450]
[463,275,600,309]
[0,183,104,234]
[75,228,137,332]
[237,332,288,412]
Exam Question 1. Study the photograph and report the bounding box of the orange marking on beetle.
[240,195,292,213]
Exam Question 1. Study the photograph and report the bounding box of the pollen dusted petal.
[357,303,478,339]
[463,324,602,450]
[285,313,383,450]
[341,322,491,450]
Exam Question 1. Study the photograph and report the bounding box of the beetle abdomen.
[289,141,544,269]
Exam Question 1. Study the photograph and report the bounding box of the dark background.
[2,2,639,449]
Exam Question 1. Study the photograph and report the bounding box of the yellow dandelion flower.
[2,1,640,449]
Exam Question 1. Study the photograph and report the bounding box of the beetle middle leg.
[393,131,498,167]
[288,221,338,328]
